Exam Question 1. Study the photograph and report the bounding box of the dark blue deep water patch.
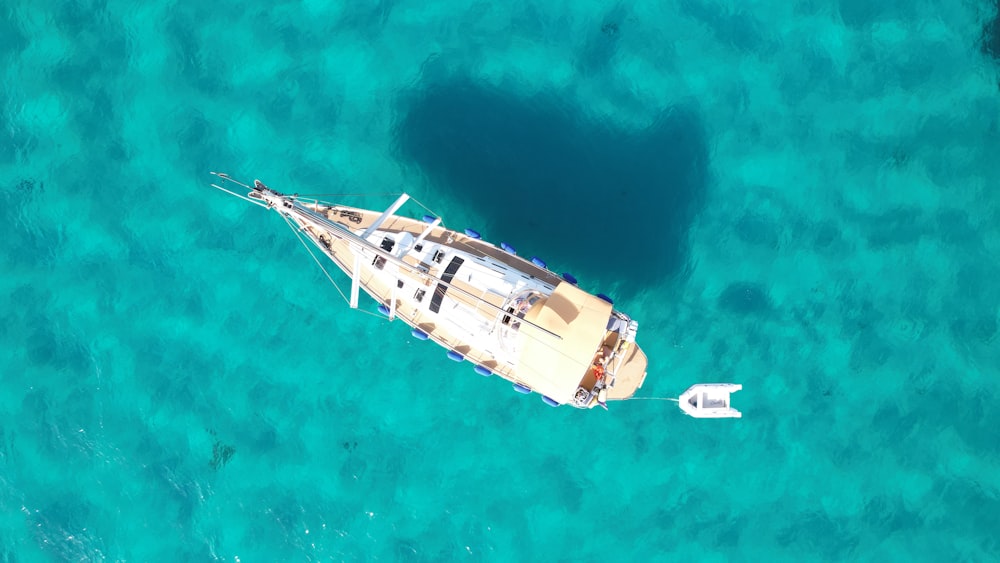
[169,107,236,177]
[837,0,916,27]
[165,7,229,95]
[735,212,781,248]
[719,282,772,314]
[982,0,1000,61]
[679,0,770,53]
[776,510,858,558]
[0,8,27,57]
[849,327,891,371]
[395,77,708,288]
[576,5,629,73]
[29,497,105,561]
[864,207,929,247]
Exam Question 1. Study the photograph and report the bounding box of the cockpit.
[503,290,543,329]
[496,289,543,355]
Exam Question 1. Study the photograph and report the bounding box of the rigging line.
[280,213,351,306]
[234,178,568,354]
[305,192,508,291]
[210,183,269,208]
[295,192,403,198]
[285,198,564,341]
[356,307,392,321]
[406,197,498,262]
[403,196,525,268]
[442,235,554,287]
[404,196,507,270]
[624,397,679,402]
[237,179,606,377]
[284,213,394,324]
[407,194,442,221]
[284,200,594,372]
[210,172,251,189]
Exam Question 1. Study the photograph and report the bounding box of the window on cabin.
[501,307,514,326]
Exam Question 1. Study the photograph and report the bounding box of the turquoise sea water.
[2,0,999,560]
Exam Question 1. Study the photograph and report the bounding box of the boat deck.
[307,205,524,379]
[301,201,648,403]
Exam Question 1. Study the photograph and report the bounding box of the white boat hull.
[678,384,742,419]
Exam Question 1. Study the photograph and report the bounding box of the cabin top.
[517,283,614,404]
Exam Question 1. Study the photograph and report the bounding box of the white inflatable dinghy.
[678,384,743,418]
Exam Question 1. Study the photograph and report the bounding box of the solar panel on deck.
[429,256,465,313]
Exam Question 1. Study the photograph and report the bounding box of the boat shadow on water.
[394,76,709,292]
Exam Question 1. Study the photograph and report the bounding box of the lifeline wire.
[281,212,395,323]
[281,212,351,305]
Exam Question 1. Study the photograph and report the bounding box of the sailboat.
[210,172,648,409]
